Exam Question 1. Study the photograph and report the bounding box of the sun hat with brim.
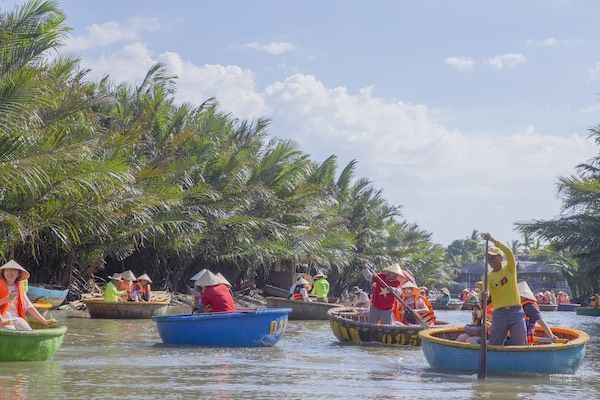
[216,272,231,287]
[487,247,504,257]
[462,288,470,292]
[314,272,327,280]
[517,281,536,302]
[0,260,30,281]
[402,281,419,290]
[136,273,152,283]
[120,270,137,281]
[441,288,450,295]
[108,273,122,280]
[382,263,404,277]
[194,271,221,288]
[190,269,209,281]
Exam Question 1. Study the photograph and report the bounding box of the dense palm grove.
[0,1,452,294]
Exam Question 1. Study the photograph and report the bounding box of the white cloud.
[485,53,527,70]
[240,41,294,55]
[64,18,160,51]
[580,103,600,114]
[444,56,475,71]
[526,37,582,47]
[526,37,559,47]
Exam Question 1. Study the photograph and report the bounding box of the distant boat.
[27,285,69,309]
[538,303,558,312]
[557,303,581,312]
[431,300,464,310]
[419,325,589,374]
[576,307,600,317]
[33,301,53,317]
[265,297,342,320]
[328,307,448,346]
[0,323,67,361]
[84,299,170,319]
[153,308,291,347]
[262,284,290,298]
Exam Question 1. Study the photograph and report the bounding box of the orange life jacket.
[397,293,436,325]
[118,280,131,301]
[291,292,304,301]
[0,278,26,318]
[138,283,151,301]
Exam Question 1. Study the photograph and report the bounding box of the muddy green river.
[0,310,598,399]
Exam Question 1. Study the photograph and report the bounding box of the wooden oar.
[478,239,489,380]
[365,263,428,328]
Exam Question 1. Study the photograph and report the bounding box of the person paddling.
[481,232,527,346]
[0,260,54,330]
[311,271,330,302]
[104,273,128,302]
[361,261,406,324]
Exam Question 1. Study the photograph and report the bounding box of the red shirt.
[201,284,236,313]
[371,273,402,310]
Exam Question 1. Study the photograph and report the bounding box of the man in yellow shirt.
[481,232,527,346]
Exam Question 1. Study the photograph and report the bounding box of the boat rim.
[0,325,67,337]
[328,306,448,329]
[418,325,589,352]
[84,299,171,305]
[152,308,292,322]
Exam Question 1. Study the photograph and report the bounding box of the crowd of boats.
[0,253,598,376]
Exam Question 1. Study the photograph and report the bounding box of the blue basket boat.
[27,285,69,309]
[419,325,589,375]
[152,308,292,347]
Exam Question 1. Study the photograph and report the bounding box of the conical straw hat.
[136,273,152,283]
[216,272,231,287]
[296,278,309,286]
[108,273,122,280]
[194,270,221,287]
[190,269,208,281]
[382,263,404,277]
[121,270,136,281]
[517,281,536,302]
[0,260,30,281]
[402,281,419,290]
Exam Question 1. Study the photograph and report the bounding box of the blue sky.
[5,0,600,244]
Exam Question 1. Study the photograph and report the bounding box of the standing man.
[361,261,406,324]
[311,271,330,302]
[481,232,527,346]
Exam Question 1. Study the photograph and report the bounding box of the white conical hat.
[402,281,419,290]
[108,273,122,280]
[296,278,309,286]
[194,270,221,287]
[382,263,404,277]
[517,281,536,302]
[0,260,30,281]
[190,269,209,281]
[136,273,152,283]
[120,270,136,281]
[216,273,231,287]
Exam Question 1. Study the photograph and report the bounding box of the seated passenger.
[590,295,598,308]
[349,286,370,308]
[397,281,436,326]
[290,278,312,302]
[104,273,128,302]
[136,273,152,302]
[438,288,451,304]
[311,272,330,302]
[517,281,557,344]
[195,271,235,313]
[460,289,470,302]
[0,260,54,330]
[120,270,138,302]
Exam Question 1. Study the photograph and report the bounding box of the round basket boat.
[557,303,580,312]
[328,307,448,346]
[33,302,53,317]
[576,307,600,317]
[265,297,342,320]
[153,308,292,347]
[419,325,589,374]
[84,299,170,319]
[0,323,67,361]
[538,303,558,312]
[431,301,464,311]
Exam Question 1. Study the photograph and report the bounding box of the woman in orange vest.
[517,281,557,344]
[120,270,137,301]
[0,260,54,330]
[395,281,436,326]
[136,273,152,302]
[289,278,312,302]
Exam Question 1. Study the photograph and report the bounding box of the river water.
[0,309,598,399]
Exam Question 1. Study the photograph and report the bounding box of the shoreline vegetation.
[1,1,598,301]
